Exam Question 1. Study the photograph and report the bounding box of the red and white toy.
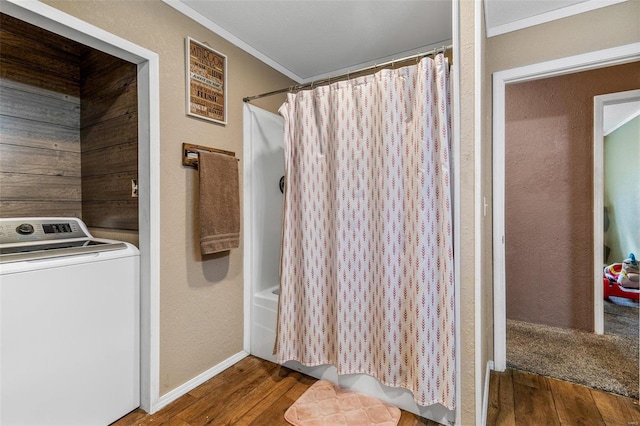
[604,253,640,301]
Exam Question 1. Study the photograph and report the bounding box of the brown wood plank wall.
[0,13,83,218]
[80,49,138,230]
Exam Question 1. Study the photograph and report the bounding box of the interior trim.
[481,360,494,426]
[474,1,484,425]
[451,0,462,423]
[242,103,254,355]
[155,351,249,412]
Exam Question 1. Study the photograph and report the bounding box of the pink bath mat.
[284,380,401,426]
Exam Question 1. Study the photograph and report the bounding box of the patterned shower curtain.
[276,54,454,409]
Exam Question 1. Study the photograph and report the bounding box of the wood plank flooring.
[113,358,640,425]
[488,368,640,425]
[111,356,437,426]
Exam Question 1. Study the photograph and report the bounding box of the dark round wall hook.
[279,176,285,194]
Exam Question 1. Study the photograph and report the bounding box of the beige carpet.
[285,380,401,426]
[507,316,639,398]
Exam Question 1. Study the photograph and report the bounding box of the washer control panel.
[0,218,89,245]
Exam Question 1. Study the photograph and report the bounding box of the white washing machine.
[0,217,140,425]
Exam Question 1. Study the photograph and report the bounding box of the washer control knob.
[16,223,34,235]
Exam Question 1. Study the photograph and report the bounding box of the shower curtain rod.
[242,44,452,103]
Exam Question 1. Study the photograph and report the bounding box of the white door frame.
[493,42,640,371]
[593,89,640,334]
[1,0,162,412]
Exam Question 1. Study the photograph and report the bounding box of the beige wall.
[479,3,494,426]
[458,1,495,423]
[457,1,480,423]
[43,0,294,395]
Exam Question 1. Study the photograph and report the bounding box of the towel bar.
[183,142,237,168]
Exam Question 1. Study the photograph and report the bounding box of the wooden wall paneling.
[80,49,120,76]
[0,82,80,128]
[80,83,138,127]
[0,31,81,96]
[82,201,138,230]
[82,172,137,201]
[80,142,137,177]
[80,57,137,98]
[80,49,137,128]
[0,115,80,152]
[80,48,138,231]
[0,173,81,201]
[0,13,83,219]
[0,14,86,57]
[0,201,83,219]
[0,145,81,177]
[0,78,79,102]
[0,15,137,228]
[80,113,137,152]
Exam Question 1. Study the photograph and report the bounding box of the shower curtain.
[276,55,454,409]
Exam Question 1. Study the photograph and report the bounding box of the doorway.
[497,60,639,398]
[493,43,640,371]
[493,43,640,373]
[1,0,161,413]
[594,89,640,336]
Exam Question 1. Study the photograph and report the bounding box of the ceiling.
[163,0,624,84]
[165,0,451,83]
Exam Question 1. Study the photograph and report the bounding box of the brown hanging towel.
[198,151,240,254]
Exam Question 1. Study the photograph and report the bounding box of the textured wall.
[43,0,294,395]
[505,63,640,331]
[457,1,479,423]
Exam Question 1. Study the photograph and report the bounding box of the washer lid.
[0,239,128,264]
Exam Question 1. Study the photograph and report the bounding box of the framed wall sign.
[186,37,227,125]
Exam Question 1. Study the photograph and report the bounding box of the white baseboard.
[481,360,494,426]
[154,350,249,412]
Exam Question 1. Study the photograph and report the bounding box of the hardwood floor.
[114,358,640,425]
[112,355,437,426]
[488,368,640,425]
